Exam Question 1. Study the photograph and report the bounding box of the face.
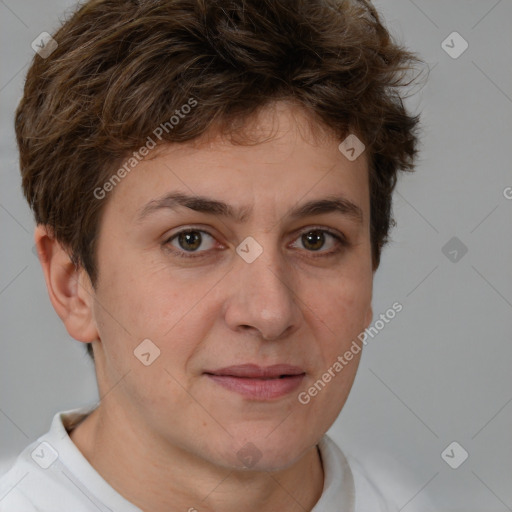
[87,101,374,471]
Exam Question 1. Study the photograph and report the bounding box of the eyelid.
[289,225,347,244]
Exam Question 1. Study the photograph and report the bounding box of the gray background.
[1,1,511,511]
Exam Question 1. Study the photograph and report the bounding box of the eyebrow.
[137,192,363,225]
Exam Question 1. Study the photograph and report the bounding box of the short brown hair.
[16,0,424,359]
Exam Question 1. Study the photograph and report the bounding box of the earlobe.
[34,225,98,343]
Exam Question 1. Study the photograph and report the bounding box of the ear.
[34,225,98,343]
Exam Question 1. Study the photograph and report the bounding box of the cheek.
[93,260,216,373]
[95,258,183,334]
[303,280,369,411]
[309,274,372,345]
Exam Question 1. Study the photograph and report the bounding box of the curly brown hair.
[16,0,424,359]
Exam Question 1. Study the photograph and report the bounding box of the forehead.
[101,102,370,223]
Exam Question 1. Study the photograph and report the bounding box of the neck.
[69,403,325,512]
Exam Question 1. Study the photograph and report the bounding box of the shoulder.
[345,452,400,512]
[324,437,434,512]
[0,406,98,512]
[0,459,39,512]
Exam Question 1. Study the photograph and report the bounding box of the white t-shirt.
[0,406,400,512]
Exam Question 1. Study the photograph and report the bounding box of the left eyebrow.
[136,192,364,225]
[287,196,363,225]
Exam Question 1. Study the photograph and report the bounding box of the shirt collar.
[312,434,355,511]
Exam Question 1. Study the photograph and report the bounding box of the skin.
[35,101,375,512]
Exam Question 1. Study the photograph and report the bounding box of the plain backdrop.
[1,1,511,511]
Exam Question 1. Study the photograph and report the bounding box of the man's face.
[87,102,374,471]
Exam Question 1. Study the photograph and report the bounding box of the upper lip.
[204,364,305,379]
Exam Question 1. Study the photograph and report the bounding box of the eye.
[163,226,348,260]
[290,228,348,257]
[164,229,218,258]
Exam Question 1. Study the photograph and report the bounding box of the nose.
[223,239,302,341]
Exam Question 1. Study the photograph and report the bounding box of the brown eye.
[165,229,217,258]
[177,231,202,251]
[290,228,346,256]
[301,230,326,251]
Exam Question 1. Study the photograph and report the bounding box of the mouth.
[203,364,306,400]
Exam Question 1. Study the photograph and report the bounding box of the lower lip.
[206,374,305,400]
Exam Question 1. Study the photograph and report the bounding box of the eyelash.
[162,226,349,260]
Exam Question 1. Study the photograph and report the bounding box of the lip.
[204,364,306,400]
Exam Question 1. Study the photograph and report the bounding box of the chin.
[213,432,317,473]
